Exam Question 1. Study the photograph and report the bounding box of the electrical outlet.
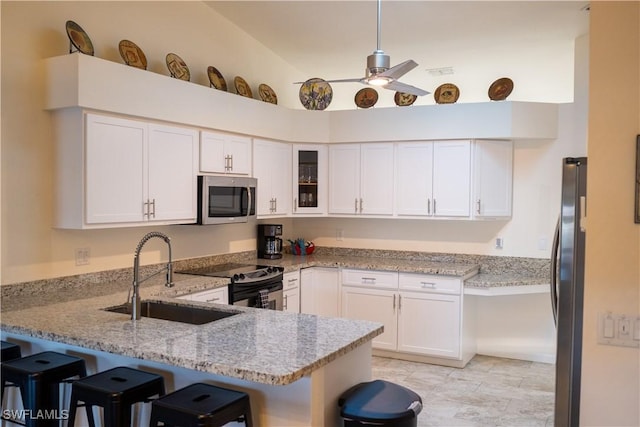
[336,229,344,241]
[495,238,504,249]
[75,248,90,266]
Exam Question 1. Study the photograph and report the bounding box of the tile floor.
[371,355,555,426]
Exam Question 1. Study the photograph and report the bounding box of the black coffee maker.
[257,224,283,259]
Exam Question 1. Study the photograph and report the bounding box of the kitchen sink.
[103,301,240,325]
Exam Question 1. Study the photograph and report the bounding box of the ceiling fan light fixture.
[366,75,393,86]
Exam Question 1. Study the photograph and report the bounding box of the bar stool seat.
[149,382,253,427]
[338,379,423,427]
[1,351,87,427]
[67,366,165,427]
[1,341,22,362]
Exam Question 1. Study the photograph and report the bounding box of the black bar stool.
[67,366,165,427]
[1,351,87,427]
[149,382,253,427]
[1,341,22,362]
[338,379,423,427]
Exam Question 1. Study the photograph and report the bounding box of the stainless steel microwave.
[197,176,257,225]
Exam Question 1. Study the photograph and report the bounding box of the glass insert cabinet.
[293,144,327,215]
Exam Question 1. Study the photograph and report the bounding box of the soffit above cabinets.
[44,54,558,143]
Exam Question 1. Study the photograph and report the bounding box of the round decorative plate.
[394,91,417,107]
[434,83,460,104]
[118,40,147,70]
[488,77,514,101]
[65,20,94,55]
[299,78,333,111]
[258,83,278,104]
[165,53,190,81]
[234,76,253,98]
[354,88,378,109]
[207,66,227,91]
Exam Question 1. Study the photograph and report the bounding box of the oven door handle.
[246,186,252,221]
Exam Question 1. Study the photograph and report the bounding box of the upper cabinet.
[472,140,513,218]
[253,139,292,217]
[292,144,328,215]
[200,130,252,175]
[329,143,394,216]
[56,111,198,229]
[396,140,512,219]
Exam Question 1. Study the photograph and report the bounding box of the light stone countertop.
[0,278,383,386]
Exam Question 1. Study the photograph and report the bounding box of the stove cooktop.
[177,263,282,283]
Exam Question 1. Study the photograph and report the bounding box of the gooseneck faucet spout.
[131,231,174,320]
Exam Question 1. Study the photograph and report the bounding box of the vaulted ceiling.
[206,1,589,107]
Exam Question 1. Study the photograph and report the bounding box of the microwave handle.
[246,187,252,221]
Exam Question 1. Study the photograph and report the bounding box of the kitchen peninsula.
[0,271,382,427]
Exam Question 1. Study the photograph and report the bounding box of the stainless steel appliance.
[550,157,587,427]
[197,176,257,225]
[257,224,283,259]
[178,263,283,310]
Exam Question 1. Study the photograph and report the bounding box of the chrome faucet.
[131,231,174,320]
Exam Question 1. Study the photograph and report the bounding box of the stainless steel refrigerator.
[550,157,587,427]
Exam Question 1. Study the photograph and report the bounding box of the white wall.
[1,1,584,285]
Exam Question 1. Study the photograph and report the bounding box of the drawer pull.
[206,297,220,302]
[420,282,436,288]
[361,277,377,284]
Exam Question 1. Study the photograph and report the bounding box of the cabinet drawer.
[342,269,398,289]
[179,287,229,304]
[398,273,461,295]
[283,271,300,291]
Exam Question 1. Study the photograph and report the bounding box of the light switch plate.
[597,312,640,348]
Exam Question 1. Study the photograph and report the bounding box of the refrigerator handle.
[550,217,560,326]
[579,196,587,232]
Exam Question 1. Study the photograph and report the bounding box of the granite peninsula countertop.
[0,277,383,386]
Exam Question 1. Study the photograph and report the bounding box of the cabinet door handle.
[359,198,363,213]
[274,198,277,213]
[393,294,396,311]
[433,199,437,215]
[284,294,288,310]
[229,154,233,171]
[143,200,150,218]
[150,199,156,218]
[476,199,481,215]
[294,198,297,212]
[354,198,358,213]
[427,198,431,215]
[421,282,436,289]
[398,294,402,311]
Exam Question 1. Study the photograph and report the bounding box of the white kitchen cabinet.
[300,267,339,317]
[283,270,300,313]
[64,112,197,228]
[340,268,472,363]
[292,144,327,215]
[200,130,251,175]
[178,287,229,305]
[396,141,471,217]
[472,140,513,218]
[328,143,394,215]
[253,139,292,217]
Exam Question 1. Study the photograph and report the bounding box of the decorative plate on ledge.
[488,77,514,101]
[65,20,94,56]
[165,53,190,81]
[118,40,147,70]
[394,91,417,107]
[299,78,333,111]
[207,66,227,91]
[234,76,253,98]
[258,83,278,104]
[354,88,378,109]
[434,83,460,104]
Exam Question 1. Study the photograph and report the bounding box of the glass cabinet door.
[293,144,327,215]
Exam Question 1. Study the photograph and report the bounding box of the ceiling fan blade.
[378,59,418,80]
[383,80,430,97]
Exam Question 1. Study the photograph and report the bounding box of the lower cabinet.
[300,267,339,317]
[341,269,473,365]
[178,286,229,305]
[283,271,300,313]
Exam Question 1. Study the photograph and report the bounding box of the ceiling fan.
[304,0,429,97]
